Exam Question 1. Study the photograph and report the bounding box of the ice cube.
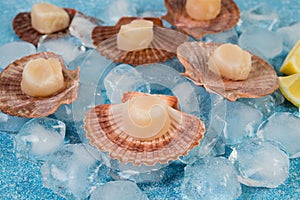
[51,104,74,123]
[238,91,285,117]
[108,157,167,183]
[37,34,86,63]
[277,22,300,52]
[240,3,279,31]
[182,156,241,200]
[238,26,283,59]
[179,128,225,164]
[69,51,111,143]
[229,139,289,188]
[171,81,211,122]
[136,62,186,100]
[0,41,36,71]
[72,83,105,144]
[207,131,226,156]
[69,12,102,48]
[14,117,65,162]
[136,63,193,99]
[203,29,239,44]
[136,63,183,89]
[257,112,300,158]
[90,180,149,200]
[69,49,112,122]
[41,143,109,199]
[104,64,150,104]
[100,0,137,25]
[68,49,114,85]
[223,101,263,145]
[0,112,29,133]
[179,105,226,164]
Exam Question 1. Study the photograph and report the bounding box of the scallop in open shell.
[13,8,77,46]
[177,41,279,101]
[163,0,240,39]
[0,52,80,118]
[92,17,188,66]
[84,92,205,166]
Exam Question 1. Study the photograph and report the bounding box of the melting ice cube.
[90,180,149,200]
[69,12,102,48]
[179,102,227,164]
[0,111,29,133]
[0,41,36,71]
[277,22,300,52]
[69,50,112,122]
[69,50,113,143]
[257,112,300,158]
[240,3,279,31]
[203,29,239,44]
[37,34,86,63]
[104,64,150,104]
[223,101,263,145]
[229,139,289,188]
[41,143,109,199]
[14,117,65,162]
[99,0,137,25]
[238,91,285,117]
[182,156,241,200]
[108,156,167,183]
[238,26,283,60]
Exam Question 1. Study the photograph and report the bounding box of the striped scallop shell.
[177,41,279,101]
[13,8,77,46]
[84,92,205,166]
[92,17,188,66]
[0,52,80,118]
[163,0,240,39]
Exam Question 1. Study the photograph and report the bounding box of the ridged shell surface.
[0,52,80,118]
[177,41,279,101]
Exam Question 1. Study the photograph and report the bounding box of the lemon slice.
[279,74,300,107]
[280,40,300,75]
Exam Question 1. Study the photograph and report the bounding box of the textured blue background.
[0,0,300,199]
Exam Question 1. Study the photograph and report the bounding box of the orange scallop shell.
[91,17,188,66]
[13,8,77,46]
[177,41,279,101]
[84,92,205,166]
[163,0,240,39]
[0,52,80,118]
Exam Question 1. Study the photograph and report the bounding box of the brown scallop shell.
[163,0,240,39]
[84,92,205,166]
[13,8,77,46]
[92,17,188,66]
[177,41,279,101]
[0,52,80,118]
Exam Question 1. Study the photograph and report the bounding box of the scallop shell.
[177,41,279,101]
[163,0,240,39]
[13,8,77,46]
[84,92,205,166]
[92,17,188,66]
[0,52,80,118]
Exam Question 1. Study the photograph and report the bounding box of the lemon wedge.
[280,40,300,75]
[279,74,300,107]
